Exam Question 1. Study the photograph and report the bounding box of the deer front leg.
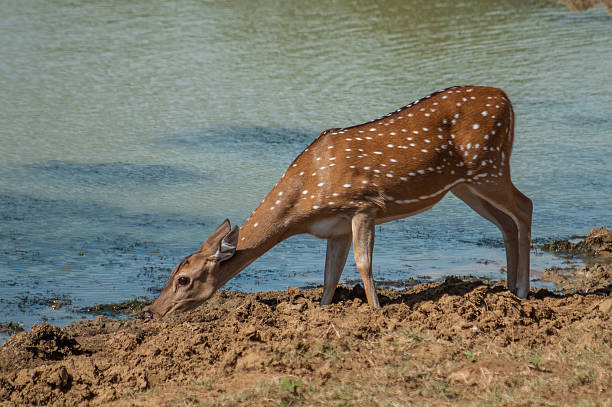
[321,234,352,305]
[351,211,380,309]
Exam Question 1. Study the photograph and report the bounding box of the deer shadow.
[328,276,612,308]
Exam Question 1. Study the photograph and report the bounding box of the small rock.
[276,302,306,314]
[596,298,612,314]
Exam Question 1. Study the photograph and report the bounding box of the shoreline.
[2,226,608,334]
[1,276,610,406]
[0,221,608,334]
[0,228,610,406]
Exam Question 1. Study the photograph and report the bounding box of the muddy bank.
[540,226,612,260]
[1,227,611,406]
[1,277,610,406]
[535,227,612,294]
[535,263,611,294]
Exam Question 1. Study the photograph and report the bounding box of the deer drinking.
[146,86,532,317]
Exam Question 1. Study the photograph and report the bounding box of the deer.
[145,86,532,318]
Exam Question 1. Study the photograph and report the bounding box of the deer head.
[145,220,239,318]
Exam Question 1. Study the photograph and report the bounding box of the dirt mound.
[1,278,610,406]
[578,227,612,256]
[21,323,85,361]
[543,226,612,258]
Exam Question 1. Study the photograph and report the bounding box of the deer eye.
[177,276,190,286]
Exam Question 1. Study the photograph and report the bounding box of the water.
[1,0,611,336]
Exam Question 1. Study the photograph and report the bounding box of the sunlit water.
[1,1,610,339]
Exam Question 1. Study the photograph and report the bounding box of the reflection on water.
[1,0,610,331]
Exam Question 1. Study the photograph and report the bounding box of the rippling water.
[1,0,610,335]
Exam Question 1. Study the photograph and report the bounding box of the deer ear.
[213,226,239,262]
[201,219,232,251]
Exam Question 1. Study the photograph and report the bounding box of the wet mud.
[1,279,610,406]
[1,229,611,406]
[541,226,612,259]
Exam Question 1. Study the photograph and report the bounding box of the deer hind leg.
[461,181,533,298]
[509,184,533,297]
[351,211,381,309]
[452,184,519,291]
[321,234,352,305]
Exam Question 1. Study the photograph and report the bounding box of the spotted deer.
[146,86,532,317]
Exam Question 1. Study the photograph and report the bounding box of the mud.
[535,263,612,294]
[1,277,610,406]
[1,229,611,406]
[541,226,612,259]
[536,226,612,295]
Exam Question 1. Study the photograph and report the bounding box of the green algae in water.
[82,299,151,319]
[0,321,25,335]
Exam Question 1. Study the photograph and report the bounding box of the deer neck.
[214,194,296,288]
